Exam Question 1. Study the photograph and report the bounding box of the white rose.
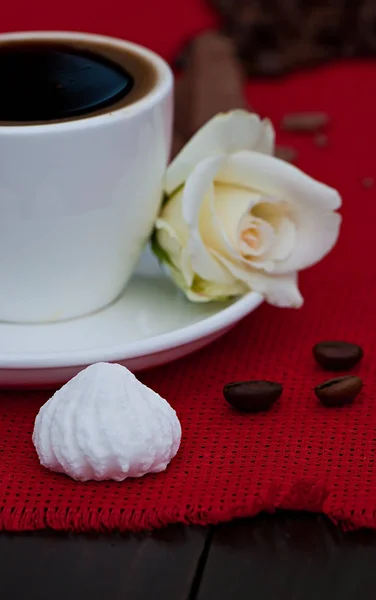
[153,110,342,307]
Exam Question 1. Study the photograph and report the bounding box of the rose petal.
[200,184,258,254]
[186,277,247,302]
[158,191,189,247]
[155,219,194,287]
[213,252,304,308]
[238,215,275,257]
[218,151,342,211]
[155,219,182,266]
[261,216,297,267]
[185,288,212,303]
[212,184,261,248]
[250,201,297,268]
[203,185,278,272]
[255,118,275,155]
[182,156,236,284]
[270,208,342,273]
[166,111,275,195]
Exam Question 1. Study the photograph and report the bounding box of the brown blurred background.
[200,0,376,76]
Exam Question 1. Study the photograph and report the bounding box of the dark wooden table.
[2,513,376,599]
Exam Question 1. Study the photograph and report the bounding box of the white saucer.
[0,248,262,388]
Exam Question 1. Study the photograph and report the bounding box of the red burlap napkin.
[0,59,376,532]
[1,0,376,532]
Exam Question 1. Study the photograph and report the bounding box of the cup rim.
[0,30,173,135]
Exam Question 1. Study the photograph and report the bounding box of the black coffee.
[0,38,156,125]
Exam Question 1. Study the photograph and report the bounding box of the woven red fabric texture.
[1,1,376,532]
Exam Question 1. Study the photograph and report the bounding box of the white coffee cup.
[0,31,173,323]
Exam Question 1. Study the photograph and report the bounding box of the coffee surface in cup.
[0,37,157,125]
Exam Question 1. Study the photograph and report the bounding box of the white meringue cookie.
[32,362,181,482]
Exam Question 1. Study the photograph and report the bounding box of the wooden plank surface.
[0,525,208,600]
[196,514,376,600]
[2,515,376,600]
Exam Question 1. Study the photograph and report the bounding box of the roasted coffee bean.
[223,380,282,412]
[281,111,329,132]
[314,133,328,147]
[275,145,298,163]
[362,177,374,189]
[313,341,363,370]
[314,375,363,407]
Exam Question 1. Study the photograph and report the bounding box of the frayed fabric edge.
[0,502,375,533]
